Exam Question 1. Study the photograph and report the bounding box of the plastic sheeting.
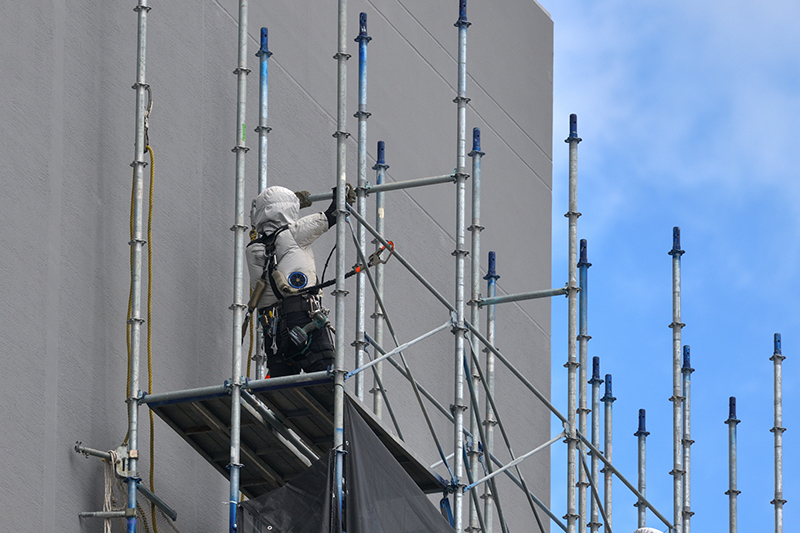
[238,396,454,533]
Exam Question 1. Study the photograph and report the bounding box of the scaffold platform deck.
[147,376,445,499]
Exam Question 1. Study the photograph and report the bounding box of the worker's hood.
[250,186,300,234]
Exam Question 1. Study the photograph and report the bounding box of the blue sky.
[548,1,800,531]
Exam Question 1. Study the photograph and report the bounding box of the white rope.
[103,450,120,533]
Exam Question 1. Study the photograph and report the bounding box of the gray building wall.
[1,0,552,531]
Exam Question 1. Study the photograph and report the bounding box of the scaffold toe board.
[148,377,445,499]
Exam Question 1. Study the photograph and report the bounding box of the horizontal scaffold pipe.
[578,432,673,531]
[346,320,452,380]
[465,432,564,492]
[306,174,456,203]
[246,370,332,393]
[80,511,133,519]
[140,383,230,407]
[74,443,179,520]
[473,286,569,308]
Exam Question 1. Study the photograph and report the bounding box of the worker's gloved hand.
[345,183,356,206]
[295,190,312,208]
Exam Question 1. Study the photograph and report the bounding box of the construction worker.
[246,185,353,377]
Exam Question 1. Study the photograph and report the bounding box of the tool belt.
[259,295,334,369]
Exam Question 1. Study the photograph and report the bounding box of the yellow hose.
[125,146,158,532]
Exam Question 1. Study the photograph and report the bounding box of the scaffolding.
[73,2,790,533]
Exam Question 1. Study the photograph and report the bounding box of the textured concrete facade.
[1,1,552,531]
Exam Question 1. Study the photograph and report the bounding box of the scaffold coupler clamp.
[368,240,394,267]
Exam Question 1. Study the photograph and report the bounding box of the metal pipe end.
[682,345,692,370]
[484,251,500,281]
[634,409,649,437]
[578,239,592,267]
[472,127,481,153]
[591,356,601,382]
[372,141,389,171]
[355,12,372,43]
[565,113,582,143]
[256,27,272,57]
[602,374,616,402]
[726,396,739,423]
[377,140,385,165]
[455,0,471,27]
[669,226,685,256]
[774,333,782,355]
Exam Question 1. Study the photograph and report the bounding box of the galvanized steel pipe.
[725,397,740,533]
[254,27,272,379]
[589,356,603,533]
[127,2,150,530]
[682,346,695,531]
[228,1,250,530]
[353,12,371,401]
[467,127,484,533]
[601,374,616,531]
[635,409,650,528]
[305,173,456,203]
[578,239,591,531]
[475,286,567,307]
[453,2,470,528]
[483,251,499,533]
[372,141,388,417]
[770,334,785,533]
[565,113,581,533]
[668,226,685,533]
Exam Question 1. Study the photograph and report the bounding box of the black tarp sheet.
[239,396,454,533]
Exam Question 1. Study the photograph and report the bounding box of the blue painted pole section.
[577,238,592,531]
[601,374,615,531]
[635,409,650,528]
[353,12,371,401]
[483,251,499,533]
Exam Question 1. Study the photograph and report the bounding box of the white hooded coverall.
[246,186,331,308]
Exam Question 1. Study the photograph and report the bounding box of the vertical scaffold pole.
[578,238,591,531]
[467,126,484,533]
[565,113,581,533]
[682,345,695,531]
[483,251,500,533]
[725,397,740,533]
[668,226,685,533]
[453,2,470,530]
[770,333,785,533]
[333,0,349,528]
[254,27,272,379]
[353,12,371,401]
[589,356,603,533]
[127,1,150,531]
[371,140,388,417]
[635,409,650,529]
[601,374,616,531]
[229,1,250,531]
